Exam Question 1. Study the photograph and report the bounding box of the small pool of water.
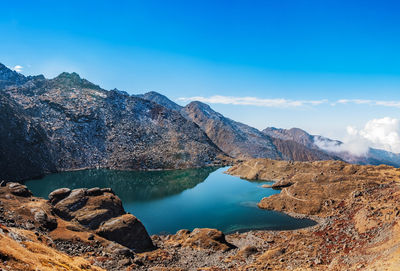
[24,167,316,234]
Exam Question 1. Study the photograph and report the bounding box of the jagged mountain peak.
[184,101,225,120]
[52,71,101,90]
[55,71,81,80]
[186,100,211,109]
[110,88,130,96]
[137,91,182,112]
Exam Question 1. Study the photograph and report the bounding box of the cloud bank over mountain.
[315,117,400,155]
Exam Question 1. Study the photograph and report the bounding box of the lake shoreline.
[24,166,315,235]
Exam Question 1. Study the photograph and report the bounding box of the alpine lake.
[24,167,316,235]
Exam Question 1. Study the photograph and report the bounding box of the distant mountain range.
[1,62,399,181]
[262,127,400,167]
[139,92,400,167]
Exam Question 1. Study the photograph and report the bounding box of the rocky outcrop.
[49,187,154,251]
[0,64,224,181]
[0,183,156,270]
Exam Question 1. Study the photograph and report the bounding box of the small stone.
[88,233,95,240]
[119,258,131,266]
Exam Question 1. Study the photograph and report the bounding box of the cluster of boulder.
[49,187,154,251]
[0,182,154,253]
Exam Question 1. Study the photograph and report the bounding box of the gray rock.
[48,188,71,205]
[96,214,154,252]
[31,208,57,230]
[6,183,32,197]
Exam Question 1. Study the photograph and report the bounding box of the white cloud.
[178,96,400,109]
[356,117,400,153]
[314,135,370,157]
[334,99,400,108]
[315,117,400,156]
[13,65,23,72]
[178,95,328,108]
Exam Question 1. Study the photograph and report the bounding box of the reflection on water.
[25,167,215,202]
[24,167,316,234]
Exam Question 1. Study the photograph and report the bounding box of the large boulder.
[52,188,88,220]
[6,182,32,197]
[30,208,57,230]
[96,214,154,252]
[48,187,154,251]
[48,188,71,205]
[167,228,235,252]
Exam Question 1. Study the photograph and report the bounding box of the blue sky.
[1,0,400,141]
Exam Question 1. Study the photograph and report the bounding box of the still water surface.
[24,167,316,234]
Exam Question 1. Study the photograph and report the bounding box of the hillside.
[226,158,400,270]
[140,91,338,161]
[0,64,224,181]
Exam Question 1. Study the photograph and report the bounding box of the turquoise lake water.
[24,167,316,234]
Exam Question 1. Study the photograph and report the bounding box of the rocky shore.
[2,159,400,270]
[227,159,400,270]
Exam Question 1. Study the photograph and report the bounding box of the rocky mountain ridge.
[140,92,338,162]
[136,91,400,167]
[2,61,400,182]
[0,64,224,181]
[263,126,400,167]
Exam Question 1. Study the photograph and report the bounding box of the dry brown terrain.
[2,159,400,270]
[227,159,400,270]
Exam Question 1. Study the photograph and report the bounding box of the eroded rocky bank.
[2,159,400,270]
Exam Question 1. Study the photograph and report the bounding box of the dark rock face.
[0,92,56,181]
[0,64,223,181]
